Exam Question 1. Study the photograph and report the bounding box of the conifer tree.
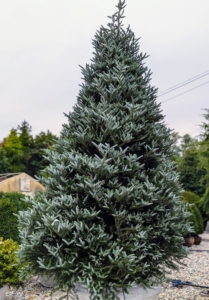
[4,129,24,172]
[18,1,191,299]
[17,120,34,174]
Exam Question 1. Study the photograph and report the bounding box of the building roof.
[0,172,45,195]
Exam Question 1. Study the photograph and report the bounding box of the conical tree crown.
[65,0,171,166]
[17,1,191,299]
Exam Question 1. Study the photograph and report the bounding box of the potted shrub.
[0,238,22,300]
[17,0,191,299]
[182,191,204,246]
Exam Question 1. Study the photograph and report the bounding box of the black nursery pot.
[194,235,202,245]
[184,236,195,247]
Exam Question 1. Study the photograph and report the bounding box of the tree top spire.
[108,0,126,30]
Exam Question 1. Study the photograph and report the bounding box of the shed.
[0,172,45,196]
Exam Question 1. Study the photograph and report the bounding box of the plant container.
[184,236,195,247]
[38,275,54,288]
[76,283,162,300]
[194,235,202,245]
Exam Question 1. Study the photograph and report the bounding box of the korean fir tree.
[17,1,191,299]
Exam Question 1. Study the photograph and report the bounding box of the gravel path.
[158,232,209,300]
[5,232,209,299]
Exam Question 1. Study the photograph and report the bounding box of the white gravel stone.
[5,232,209,299]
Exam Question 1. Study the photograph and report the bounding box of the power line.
[158,69,209,96]
[161,80,209,103]
[158,72,209,97]
[157,70,209,97]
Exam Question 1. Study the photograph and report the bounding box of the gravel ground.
[5,232,209,300]
[158,232,209,300]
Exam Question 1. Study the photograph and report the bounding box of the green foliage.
[0,192,28,243]
[28,130,58,176]
[17,120,33,149]
[0,122,57,177]
[198,141,209,189]
[190,205,204,234]
[3,129,24,172]
[196,108,209,224]
[0,238,22,287]
[180,134,196,151]
[200,187,209,217]
[200,108,209,142]
[182,191,204,234]
[181,190,201,204]
[17,120,34,173]
[17,1,191,299]
[0,148,10,173]
[177,140,207,197]
[169,131,181,163]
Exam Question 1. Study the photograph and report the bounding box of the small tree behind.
[3,129,24,172]
[181,191,204,235]
[177,139,207,197]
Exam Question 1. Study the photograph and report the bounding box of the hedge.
[0,192,28,243]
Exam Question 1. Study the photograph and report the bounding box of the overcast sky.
[0,0,209,141]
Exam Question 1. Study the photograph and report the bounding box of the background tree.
[200,108,209,141]
[198,109,209,187]
[3,129,24,172]
[198,108,209,220]
[28,130,58,177]
[180,134,196,152]
[0,122,58,177]
[169,131,181,164]
[17,121,34,175]
[0,148,10,173]
[177,135,206,197]
[17,120,33,149]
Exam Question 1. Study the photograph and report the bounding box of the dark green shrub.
[191,204,204,234]
[181,190,200,204]
[199,187,209,216]
[182,191,204,234]
[187,205,197,234]
[0,192,29,243]
[199,187,209,227]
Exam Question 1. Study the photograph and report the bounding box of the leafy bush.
[199,187,209,227]
[191,205,204,234]
[0,238,22,287]
[0,192,29,243]
[182,191,204,234]
[181,190,200,204]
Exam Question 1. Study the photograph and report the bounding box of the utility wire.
[158,73,209,98]
[158,71,209,97]
[161,80,209,103]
